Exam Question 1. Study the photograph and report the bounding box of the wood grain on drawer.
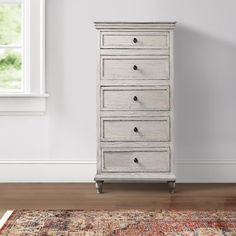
[101,31,169,49]
[102,147,170,172]
[101,56,169,80]
[101,86,169,111]
[101,117,170,142]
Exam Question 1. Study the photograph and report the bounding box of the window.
[0,0,46,114]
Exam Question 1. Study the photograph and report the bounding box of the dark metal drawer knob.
[133,96,138,101]
[134,158,138,163]
[133,127,138,132]
[133,37,138,43]
[133,65,138,70]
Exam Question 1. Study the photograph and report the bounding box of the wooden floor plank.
[1,183,236,218]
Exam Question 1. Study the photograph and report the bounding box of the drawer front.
[101,56,169,80]
[101,31,169,49]
[101,117,170,142]
[101,86,170,111]
[102,147,170,172]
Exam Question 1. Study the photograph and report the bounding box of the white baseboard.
[176,159,236,183]
[0,161,96,182]
[0,160,236,183]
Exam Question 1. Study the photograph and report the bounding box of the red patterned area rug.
[1,210,236,235]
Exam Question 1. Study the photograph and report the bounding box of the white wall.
[0,0,236,182]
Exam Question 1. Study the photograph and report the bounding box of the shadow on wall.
[174,25,236,162]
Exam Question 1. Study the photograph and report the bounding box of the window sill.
[0,93,49,115]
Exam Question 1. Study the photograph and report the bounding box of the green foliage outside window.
[0,4,22,91]
[0,49,22,90]
[0,4,21,45]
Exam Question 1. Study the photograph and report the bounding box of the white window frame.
[0,0,47,114]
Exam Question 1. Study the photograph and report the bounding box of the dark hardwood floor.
[1,183,236,218]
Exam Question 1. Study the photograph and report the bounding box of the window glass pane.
[0,4,22,45]
[0,48,22,91]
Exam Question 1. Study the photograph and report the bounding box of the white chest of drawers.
[94,22,176,193]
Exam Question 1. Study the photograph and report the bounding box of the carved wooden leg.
[168,181,176,194]
[95,181,104,194]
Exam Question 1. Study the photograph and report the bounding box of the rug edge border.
[0,210,14,234]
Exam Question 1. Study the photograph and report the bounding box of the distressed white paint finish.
[101,55,169,80]
[95,22,175,186]
[101,86,170,111]
[102,147,170,173]
[101,117,170,142]
[101,110,170,118]
[101,31,170,49]
[95,22,176,30]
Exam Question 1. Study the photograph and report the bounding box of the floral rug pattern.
[1,210,236,235]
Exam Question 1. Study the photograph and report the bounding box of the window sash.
[0,0,45,96]
[0,0,46,114]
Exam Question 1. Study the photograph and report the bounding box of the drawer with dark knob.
[101,117,170,142]
[102,147,170,172]
[101,55,169,80]
[101,86,170,111]
[100,31,170,49]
